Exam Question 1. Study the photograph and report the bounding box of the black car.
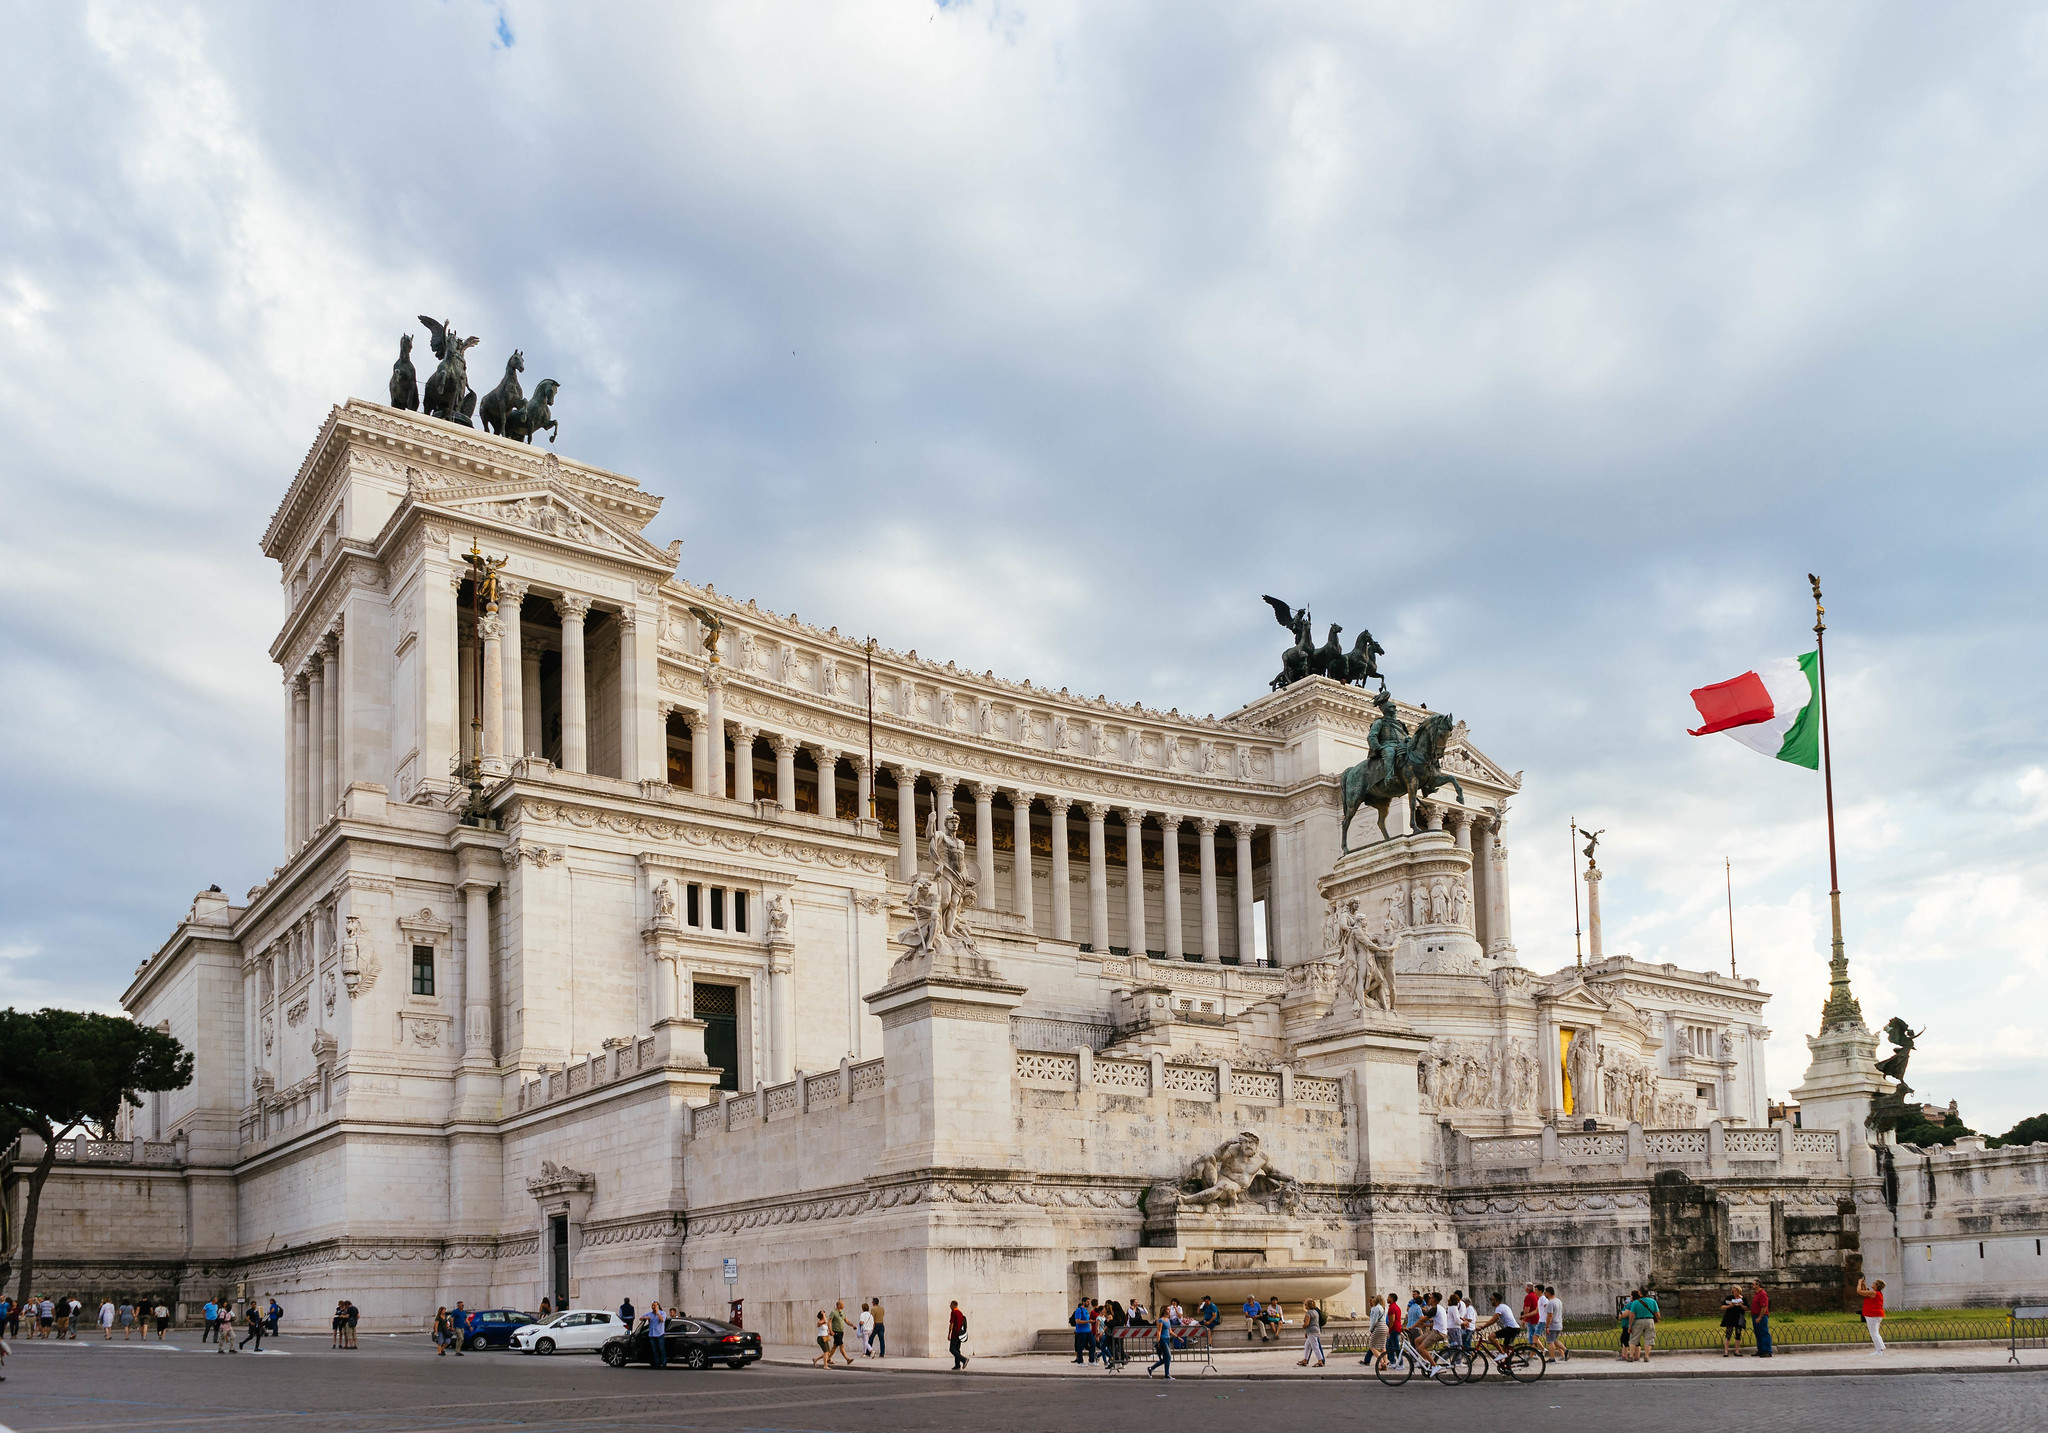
[463,1309,540,1350]
[602,1316,763,1370]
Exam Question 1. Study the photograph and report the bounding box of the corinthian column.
[771,733,799,812]
[1160,814,1184,960]
[1197,818,1220,962]
[319,635,340,809]
[1048,796,1073,942]
[1485,811,1517,962]
[290,674,310,847]
[1010,791,1035,929]
[461,876,494,1061]
[1121,810,1148,956]
[973,784,997,909]
[498,578,527,761]
[1232,823,1257,964]
[703,667,725,797]
[554,595,590,773]
[306,658,326,822]
[479,607,505,771]
[1084,803,1110,953]
[891,766,919,877]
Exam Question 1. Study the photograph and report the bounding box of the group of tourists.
[1064,1294,1232,1378]
[1365,1286,1563,1377]
[809,1297,888,1368]
[329,1300,362,1347]
[6,1294,88,1338]
[92,1298,174,1339]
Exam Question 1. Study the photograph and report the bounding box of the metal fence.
[2012,1307,2048,1363]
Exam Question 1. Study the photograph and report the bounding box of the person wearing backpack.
[1626,1289,1659,1362]
[947,1300,968,1370]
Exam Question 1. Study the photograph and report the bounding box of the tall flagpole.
[1810,574,1864,1031]
[1725,857,1736,979]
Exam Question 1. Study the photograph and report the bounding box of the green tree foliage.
[0,1008,193,1304]
[1892,1103,1976,1149]
[1990,1113,2048,1149]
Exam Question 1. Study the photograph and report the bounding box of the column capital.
[477,613,503,641]
[887,762,919,784]
[729,722,759,745]
[656,700,679,721]
[1044,793,1072,816]
[1009,788,1035,810]
[1227,820,1255,840]
[969,781,997,802]
[553,593,592,622]
[1158,811,1184,831]
[852,753,874,777]
[615,607,641,632]
[497,576,530,605]
[930,771,957,797]
[291,670,310,696]
[810,744,841,769]
[1082,801,1110,822]
[704,662,728,690]
[1196,817,1220,836]
[768,731,799,759]
[1119,807,1146,828]
[318,627,342,658]
[671,705,700,732]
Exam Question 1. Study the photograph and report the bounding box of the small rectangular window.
[686,883,701,928]
[710,887,725,931]
[1980,1242,1986,1258]
[733,889,749,935]
[411,944,435,996]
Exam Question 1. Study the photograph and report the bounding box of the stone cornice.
[508,789,894,879]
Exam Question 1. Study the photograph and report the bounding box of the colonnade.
[286,627,342,848]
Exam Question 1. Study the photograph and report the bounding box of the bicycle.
[1458,1333,1546,1383]
[1373,1332,1463,1386]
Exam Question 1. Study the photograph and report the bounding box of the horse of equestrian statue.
[504,378,560,445]
[1340,709,1465,850]
[388,333,419,410]
[1341,630,1384,686]
[479,349,525,436]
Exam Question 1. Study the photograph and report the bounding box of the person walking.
[1719,1284,1747,1356]
[239,1300,265,1352]
[856,1301,875,1358]
[203,1298,219,1344]
[1297,1299,1326,1367]
[153,1300,170,1340]
[1,1296,15,1340]
[265,1298,282,1336]
[1362,1294,1387,1366]
[646,1302,668,1369]
[1069,1297,1094,1365]
[811,1311,833,1368]
[948,1301,969,1370]
[450,1301,470,1356]
[1145,1308,1171,1379]
[1543,1285,1567,1360]
[217,1300,237,1354]
[433,1307,453,1357]
[99,1299,116,1340]
[1858,1276,1887,1354]
[828,1300,856,1366]
[1749,1280,1773,1358]
[870,1297,886,1358]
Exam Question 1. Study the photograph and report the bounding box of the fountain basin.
[1152,1265,1354,1313]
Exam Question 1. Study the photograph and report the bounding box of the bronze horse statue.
[1340,710,1465,850]
[504,378,560,445]
[479,349,525,436]
[388,333,419,410]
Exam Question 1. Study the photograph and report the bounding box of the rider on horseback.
[1366,689,1408,778]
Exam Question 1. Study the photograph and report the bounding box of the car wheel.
[469,1333,488,1351]
[602,1344,628,1368]
[684,1346,708,1370]
[535,1337,556,1355]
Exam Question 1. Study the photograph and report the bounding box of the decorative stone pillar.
[703,667,725,797]
[499,578,527,761]
[1010,791,1035,929]
[617,609,643,781]
[864,947,1027,1181]
[321,631,342,799]
[1160,814,1184,960]
[554,595,590,773]
[854,755,874,824]
[521,646,543,760]
[891,766,919,877]
[1197,818,1220,962]
[1084,803,1110,953]
[306,657,326,823]
[766,910,796,1083]
[479,607,505,770]
[1484,810,1517,961]
[1450,809,1472,851]
[1047,796,1073,943]
[972,784,997,908]
[1121,810,1148,955]
[290,674,310,847]
[457,617,475,769]
[1232,822,1257,964]
[730,725,759,802]
[1585,862,1603,961]
[454,839,503,1087]
[771,733,799,812]
[812,747,841,818]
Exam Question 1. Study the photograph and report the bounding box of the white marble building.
[10,398,2038,1352]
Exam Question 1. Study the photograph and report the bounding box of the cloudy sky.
[2,2,2043,1132]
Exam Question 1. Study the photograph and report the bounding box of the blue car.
[461,1308,539,1350]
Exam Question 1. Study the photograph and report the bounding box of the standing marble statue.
[926,806,978,940]
[1333,898,1399,1014]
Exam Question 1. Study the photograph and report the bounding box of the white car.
[511,1309,624,1354]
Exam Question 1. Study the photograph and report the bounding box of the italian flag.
[1686,655,1821,769]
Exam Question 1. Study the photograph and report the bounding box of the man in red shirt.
[947,1301,968,1370]
[1857,1277,1886,1355]
[1747,1280,1772,1358]
[1521,1284,1541,1327]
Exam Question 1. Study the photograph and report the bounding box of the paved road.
[2,1339,2043,1433]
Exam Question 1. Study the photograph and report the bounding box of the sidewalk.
[758,1340,2041,1380]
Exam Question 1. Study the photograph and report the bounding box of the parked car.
[601,1316,763,1370]
[511,1309,625,1354]
[462,1308,540,1351]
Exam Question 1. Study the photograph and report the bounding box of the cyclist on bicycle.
[1411,1293,1447,1360]
[1473,1290,1524,1366]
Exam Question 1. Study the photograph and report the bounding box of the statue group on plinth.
[1151,1131,1303,1217]
[890,806,999,981]
[1326,897,1400,1018]
[1262,595,1384,690]
[1339,689,1466,849]
[389,317,561,444]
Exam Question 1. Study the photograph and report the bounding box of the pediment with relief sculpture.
[415,469,672,569]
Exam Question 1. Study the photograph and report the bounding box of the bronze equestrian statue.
[1339,703,1465,850]
[388,333,419,411]
[479,349,525,436]
[504,378,560,445]
[419,316,481,426]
